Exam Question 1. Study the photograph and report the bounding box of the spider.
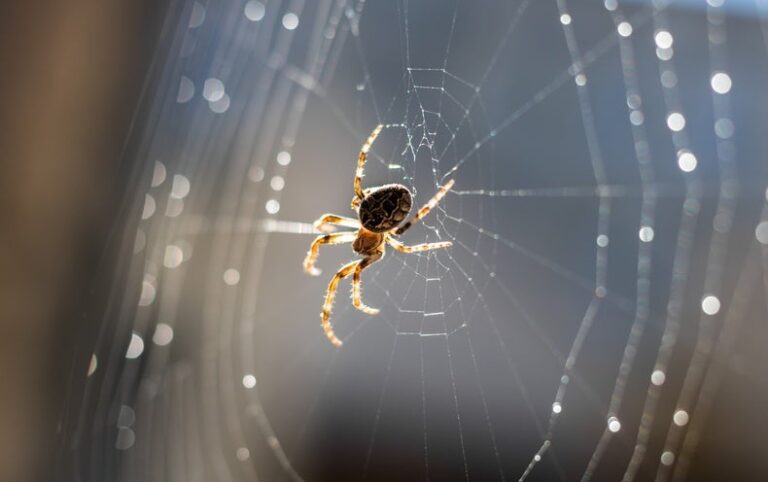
[303,124,455,347]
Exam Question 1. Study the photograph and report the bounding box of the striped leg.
[321,260,359,347]
[352,251,383,315]
[354,124,384,199]
[394,179,455,235]
[303,232,356,276]
[387,237,452,253]
[312,213,360,233]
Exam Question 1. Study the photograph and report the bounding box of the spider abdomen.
[358,184,413,233]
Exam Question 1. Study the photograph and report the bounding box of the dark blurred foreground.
[0,2,168,480]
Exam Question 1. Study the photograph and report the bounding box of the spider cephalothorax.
[303,124,454,347]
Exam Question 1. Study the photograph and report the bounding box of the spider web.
[63,0,768,481]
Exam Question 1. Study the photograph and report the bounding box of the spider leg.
[387,237,452,253]
[352,250,383,315]
[312,213,360,234]
[303,232,357,276]
[354,124,383,199]
[394,178,454,236]
[321,260,359,347]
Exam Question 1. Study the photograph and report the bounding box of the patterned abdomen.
[358,184,412,233]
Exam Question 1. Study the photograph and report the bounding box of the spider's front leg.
[352,250,383,315]
[313,213,360,234]
[354,124,383,199]
[304,232,356,276]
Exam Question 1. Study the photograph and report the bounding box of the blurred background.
[2,0,767,481]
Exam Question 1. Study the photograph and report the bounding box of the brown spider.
[303,124,455,347]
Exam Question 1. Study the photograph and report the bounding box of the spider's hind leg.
[352,250,383,315]
[321,260,359,347]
